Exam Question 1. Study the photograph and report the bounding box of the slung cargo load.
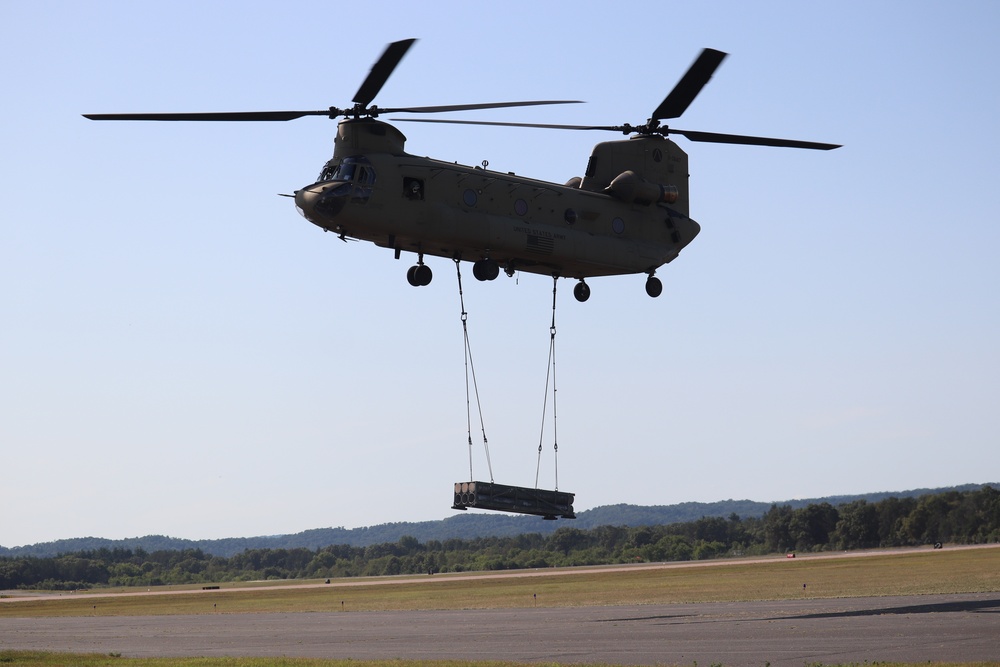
[452,481,575,520]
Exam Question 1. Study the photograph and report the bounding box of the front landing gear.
[472,258,500,282]
[573,280,591,303]
[407,259,432,287]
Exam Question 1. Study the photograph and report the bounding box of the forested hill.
[3,483,993,558]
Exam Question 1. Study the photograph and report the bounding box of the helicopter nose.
[294,185,320,220]
[295,183,347,225]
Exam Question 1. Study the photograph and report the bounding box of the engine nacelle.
[607,171,679,206]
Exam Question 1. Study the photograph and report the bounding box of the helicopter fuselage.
[85,40,836,301]
[294,119,700,285]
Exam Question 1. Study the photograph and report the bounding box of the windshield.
[318,156,373,183]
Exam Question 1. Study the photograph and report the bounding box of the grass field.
[1,653,998,667]
[2,547,998,667]
[2,545,998,618]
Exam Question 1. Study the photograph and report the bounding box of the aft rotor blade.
[353,38,417,108]
[396,118,840,149]
[394,118,615,130]
[384,100,584,114]
[667,128,841,150]
[83,110,335,122]
[652,48,727,120]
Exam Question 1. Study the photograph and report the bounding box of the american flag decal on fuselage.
[525,234,554,255]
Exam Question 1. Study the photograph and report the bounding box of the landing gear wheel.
[573,281,591,303]
[407,264,432,287]
[473,259,500,281]
[414,264,432,286]
[645,276,663,298]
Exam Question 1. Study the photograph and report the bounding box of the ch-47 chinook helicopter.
[85,39,839,302]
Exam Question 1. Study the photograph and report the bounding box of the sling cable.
[451,260,575,520]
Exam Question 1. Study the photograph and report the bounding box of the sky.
[2,1,998,548]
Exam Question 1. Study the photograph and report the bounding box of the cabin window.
[403,177,424,200]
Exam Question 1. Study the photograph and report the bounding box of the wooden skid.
[452,481,575,519]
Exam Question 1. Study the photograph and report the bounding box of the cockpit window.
[318,160,337,182]
[334,162,356,182]
[356,165,375,185]
[318,156,374,184]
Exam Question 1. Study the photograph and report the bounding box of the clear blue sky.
[2,1,997,547]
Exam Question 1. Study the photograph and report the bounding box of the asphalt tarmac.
[2,592,998,665]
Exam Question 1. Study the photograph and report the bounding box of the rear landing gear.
[645,274,663,298]
[573,280,591,302]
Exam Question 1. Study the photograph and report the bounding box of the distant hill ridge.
[3,483,992,558]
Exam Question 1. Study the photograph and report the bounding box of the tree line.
[2,486,997,591]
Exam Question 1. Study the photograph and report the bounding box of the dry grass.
[0,654,605,667]
[2,545,997,618]
[2,548,998,667]
[2,651,999,667]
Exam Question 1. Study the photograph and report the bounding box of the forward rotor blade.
[353,38,417,108]
[667,128,841,150]
[83,102,582,123]
[83,110,335,122]
[383,100,584,114]
[652,48,727,120]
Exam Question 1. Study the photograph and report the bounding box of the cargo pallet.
[452,481,575,519]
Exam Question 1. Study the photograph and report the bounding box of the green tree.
[547,527,588,555]
[833,500,879,549]
[762,505,794,552]
[873,496,917,546]
[645,535,692,562]
[789,503,839,551]
[692,540,727,560]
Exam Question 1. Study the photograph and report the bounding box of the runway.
[2,593,998,665]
